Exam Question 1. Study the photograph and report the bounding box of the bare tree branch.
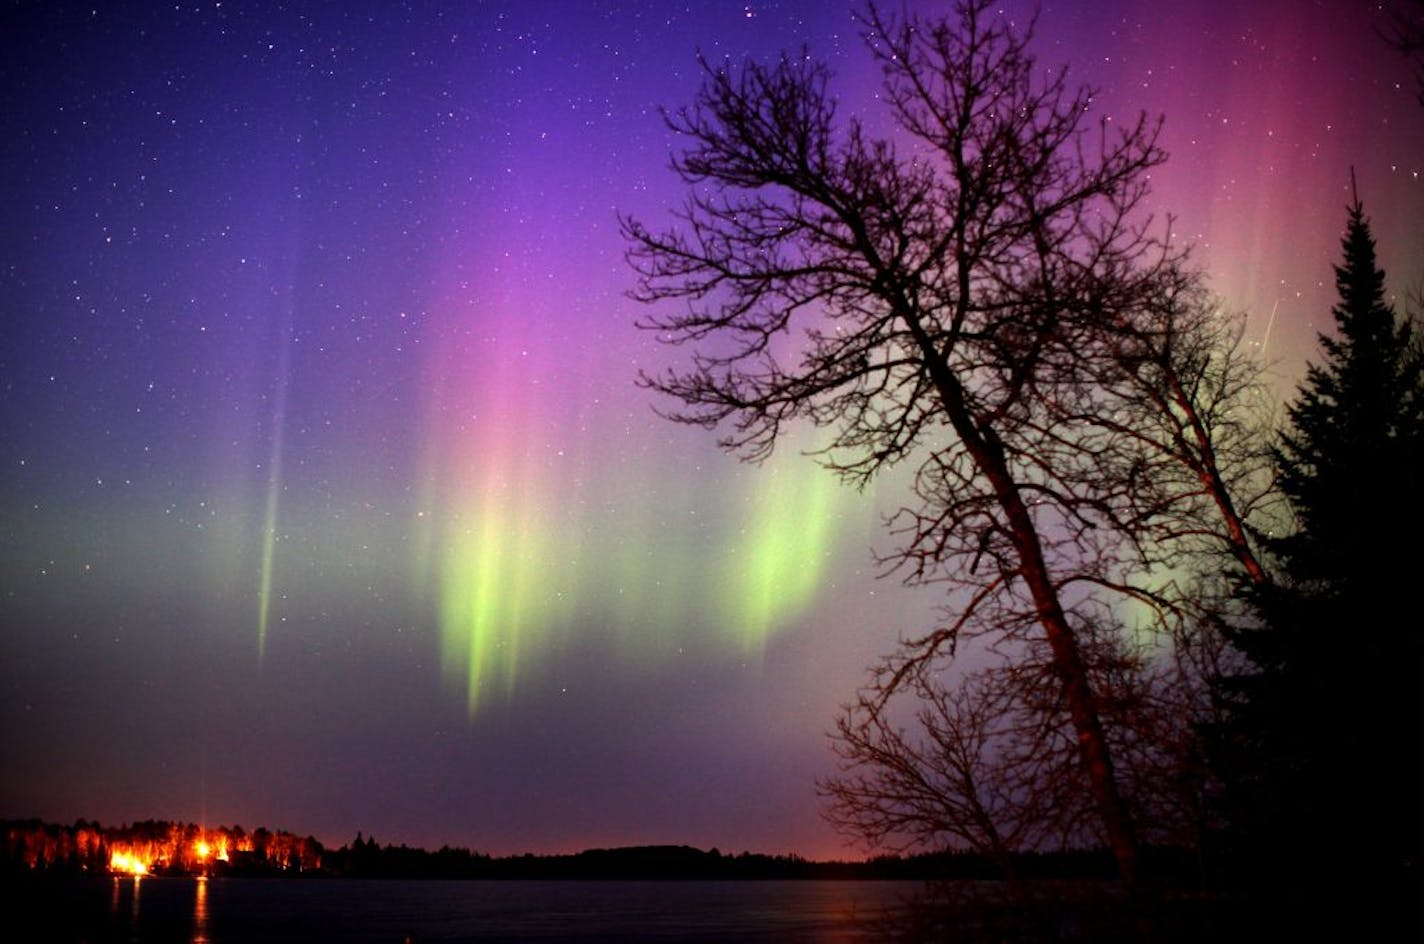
[623,1,1201,897]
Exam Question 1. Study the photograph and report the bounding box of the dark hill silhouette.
[4,817,1202,883]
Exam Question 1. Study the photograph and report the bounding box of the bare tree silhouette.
[622,0,1208,897]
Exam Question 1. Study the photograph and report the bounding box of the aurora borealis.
[3,1,1421,859]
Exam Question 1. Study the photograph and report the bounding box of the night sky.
[3,1,1421,860]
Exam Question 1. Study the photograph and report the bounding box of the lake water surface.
[31,876,932,942]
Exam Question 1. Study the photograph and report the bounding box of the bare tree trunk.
[917,333,1144,896]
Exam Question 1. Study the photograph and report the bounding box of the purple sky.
[3,1,1421,860]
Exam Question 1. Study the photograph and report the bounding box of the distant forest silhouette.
[5,817,1207,883]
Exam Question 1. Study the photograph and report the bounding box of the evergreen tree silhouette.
[1220,181,1423,932]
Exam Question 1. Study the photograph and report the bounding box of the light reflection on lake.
[108,873,144,924]
[192,875,209,944]
[79,876,926,942]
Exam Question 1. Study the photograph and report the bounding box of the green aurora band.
[434,439,849,716]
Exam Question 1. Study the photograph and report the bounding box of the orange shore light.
[109,850,149,875]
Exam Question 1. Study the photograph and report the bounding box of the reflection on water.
[111,872,218,942]
[192,875,209,944]
[78,877,924,942]
[110,874,144,922]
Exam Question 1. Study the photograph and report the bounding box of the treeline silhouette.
[4,817,1205,882]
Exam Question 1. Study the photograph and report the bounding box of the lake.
[20,875,934,942]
